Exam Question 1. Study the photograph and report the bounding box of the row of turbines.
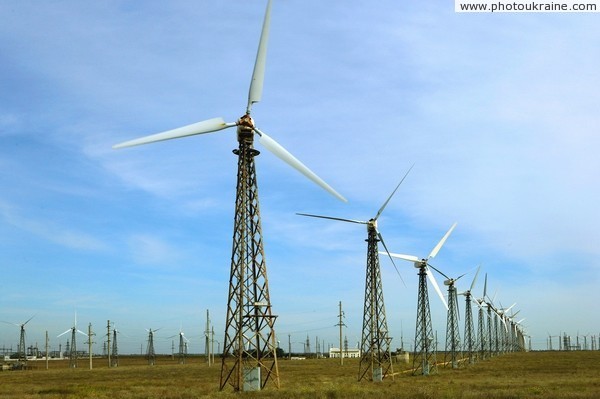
[0,317,198,369]
[109,0,530,392]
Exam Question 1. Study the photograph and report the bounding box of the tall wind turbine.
[2,315,35,363]
[298,167,412,382]
[458,265,480,364]
[57,314,87,368]
[113,0,345,391]
[386,223,457,376]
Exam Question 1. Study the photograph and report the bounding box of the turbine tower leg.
[413,266,437,375]
[358,229,394,382]
[444,286,461,369]
[220,130,280,392]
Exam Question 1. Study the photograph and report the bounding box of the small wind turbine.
[384,222,457,376]
[298,167,413,382]
[113,0,344,391]
[169,326,190,365]
[57,314,87,368]
[146,328,160,365]
[2,315,35,363]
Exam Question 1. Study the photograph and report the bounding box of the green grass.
[1,352,599,398]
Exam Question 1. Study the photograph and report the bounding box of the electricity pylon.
[146,329,156,365]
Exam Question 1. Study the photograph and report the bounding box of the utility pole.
[45,331,49,370]
[107,320,111,368]
[87,323,95,370]
[288,334,291,360]
[206,309,211,366]
[336,301,345,365]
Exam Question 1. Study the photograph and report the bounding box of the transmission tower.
[413,265,437,375]
[219,127,280,392]
[146,329,156,365]
[443,279,461,369]
[358,224,394,382]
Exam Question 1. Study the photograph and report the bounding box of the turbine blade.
[377,231,406,287]
[428,222,457,259]
[426,267,448,310]
[470,265,481,292]
[255,128,347,202]
[382,252,420,263]
[77,329,88,337]
[296,213,365,225]
[247,0,272,113]
[483,273,488,297]
[57,329,71,338]
[373,164,414,221]
[457,294,461,321]
[113,118,234,149]
[427,263,449,280]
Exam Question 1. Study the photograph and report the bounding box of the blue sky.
[1,1,598,355]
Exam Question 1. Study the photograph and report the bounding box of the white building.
[328,347,361,358]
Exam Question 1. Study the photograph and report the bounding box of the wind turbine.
[1,315,35,364]
[298,167,413,382]
[458,265,480,364]
[113,0,345,392]
[146,328,160,366]
[57,314,88,368]
[169,326,190,365]
[432,267,468,369]
[385,222,457,376]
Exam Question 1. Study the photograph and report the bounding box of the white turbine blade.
[374,164,414,221]
[255,128,347,202]
[113,118,234,149]
[483,273,488,297]
[470,265,481,292]
[296,213,365,225]
[426,267,448,310]
[428,222,457,260]
[247,0,272,112]
[77,329,88,337]
[57,329,71,338]
[505,303,517,313]
[382,252,420,263]
[378,231,406,287]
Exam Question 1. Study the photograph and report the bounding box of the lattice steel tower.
[443,277,462,369]
[358,221,394,382]
[413,265,437,375]
[146,329,156,366]
[111,329,119,367]
[219,122,280,392]
[459,266,479,365]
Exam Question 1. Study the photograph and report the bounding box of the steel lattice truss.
[444,284,461,368]
[220,132,280,391]
[413,267,437,375]
[358,226,394,382]
[463,294,476,364]
[477,305,488,359]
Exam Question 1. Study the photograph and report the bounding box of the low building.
[328,347,361,358]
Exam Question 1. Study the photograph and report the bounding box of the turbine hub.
[236,114,256,144]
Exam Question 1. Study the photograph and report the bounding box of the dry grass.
[1,351,599,398]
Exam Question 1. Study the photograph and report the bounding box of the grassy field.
[1,351,598,398]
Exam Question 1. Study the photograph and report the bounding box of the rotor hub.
[236,113,256,144]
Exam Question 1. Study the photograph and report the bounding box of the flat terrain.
[1,351,599,398]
